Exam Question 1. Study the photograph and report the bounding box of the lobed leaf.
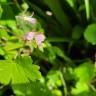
[0,56,41,85]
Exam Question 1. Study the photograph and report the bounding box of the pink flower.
[35,33,45,48]
[24,32,45,48]
[24,32,35,41]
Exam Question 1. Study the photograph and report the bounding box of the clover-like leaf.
[84,24,96,45]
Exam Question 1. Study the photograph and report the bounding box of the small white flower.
[23,16,37,24]
[16,15,37,24]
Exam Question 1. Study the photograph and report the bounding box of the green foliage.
[0,56,41,84]
[84,0,90,20]
[47,70,62,87]
[0,5,3,18]
[84,24,96,45]
[0,0,96,96]
[72,62,95,96]
[72,26,83,40]
[13,82,52,96]
[74,61,94,83]
[65,0,76,8]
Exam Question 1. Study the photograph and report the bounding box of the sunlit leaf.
[71,82,89,95]
[47,70,62,87]
[0,56,41,84]
[84,0,90,20]
[0,47,5,55]
[74,61,94,83]
[65,0,76,8]
[0,29,10,39]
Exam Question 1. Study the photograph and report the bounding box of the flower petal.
[25,32,35,41]
[35,33,45,47]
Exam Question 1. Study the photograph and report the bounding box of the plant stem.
[60,71,68,96]
[95,53,96,68]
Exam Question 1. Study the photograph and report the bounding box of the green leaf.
[0,29,10,39]
[5,50,17,60]
[74,61,94,83]
[84,0,90,20]
[65,0,76,8]
[0,0,7,3]
[53,46,64,58]
[0,5,3,18]
[63,67,75,80]
[0,47,5,55]
[53,46,72,63]
[52,89,62,96]
[72,26,83,40]
[0,56,41,84]
[47,70,62,87]
[47,46,56,62]
[71,81,96,96]
[71,82,89,95]
[3,42,23,51]
[84,24,96,45]
[13,81,52,96]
